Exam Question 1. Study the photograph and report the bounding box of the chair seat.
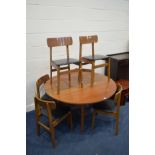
[53,107,70,118]
[52,58,79,66]
[82,55,109,61]
[41,104,70,119]
[41,93,53,101]
[56,102,71,111]
[93,99,116,112]
[41,94,70,111]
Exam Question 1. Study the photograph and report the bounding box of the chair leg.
[57,68,60,94]
[92,111,96,129]
[78,64,81,82]
[115,114,119,135]
[81,106,85,131]
[69,112,73,130]
[50,66,52,84]
[107,58,110,82]
[68,64,71,87]
[35,104,40,136]
[50,127,56,147]
[91,61,95,86]
[36,121,40,136]
[79,63,83,88]
[67,113,73,130]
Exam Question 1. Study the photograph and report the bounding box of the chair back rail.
[79,35,98,44]
[79,35,98,60]
[36,74,49,98]
[47,37,73,47]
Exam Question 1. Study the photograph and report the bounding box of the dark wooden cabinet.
[105,52,129,81]
[105,52,129,105]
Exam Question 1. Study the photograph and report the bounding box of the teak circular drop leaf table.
[44,69,117,131]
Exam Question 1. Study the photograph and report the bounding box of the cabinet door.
[105,52,129,80]
[117,59,129,80]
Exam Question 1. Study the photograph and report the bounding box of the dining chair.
[34,96,73,147]
[91,83,122,135]
[47,37,79,94]
[36,74,71,113]
[78,35,110,86]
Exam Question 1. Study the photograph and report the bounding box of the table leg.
[81,106,85,131]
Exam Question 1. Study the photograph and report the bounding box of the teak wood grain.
[47,37,72,47]
[44,69,116,131]
[44,69,116,105]
[79,35,98,44]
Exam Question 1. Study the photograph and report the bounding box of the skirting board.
[26,103,35,112]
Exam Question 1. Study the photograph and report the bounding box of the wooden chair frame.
[78,35,110,87]
[91,84,122,135]
[34,96,73,147]
[47,37,79,94]
[36,74,49,98]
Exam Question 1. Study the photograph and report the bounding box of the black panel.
[105,52,129,81]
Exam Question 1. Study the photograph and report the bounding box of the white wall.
[26,0,129,111]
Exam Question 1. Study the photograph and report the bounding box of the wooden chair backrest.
[114,83,123,112]
[47,37,73,47]
[79,35,98,44]
[36,74,49,98]
[47,37,73,63]
[79,35,98,58]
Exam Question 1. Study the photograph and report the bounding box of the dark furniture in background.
[107,52,129,81]
[105,52,129,105]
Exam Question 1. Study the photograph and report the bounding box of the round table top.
[44,69,117,105]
